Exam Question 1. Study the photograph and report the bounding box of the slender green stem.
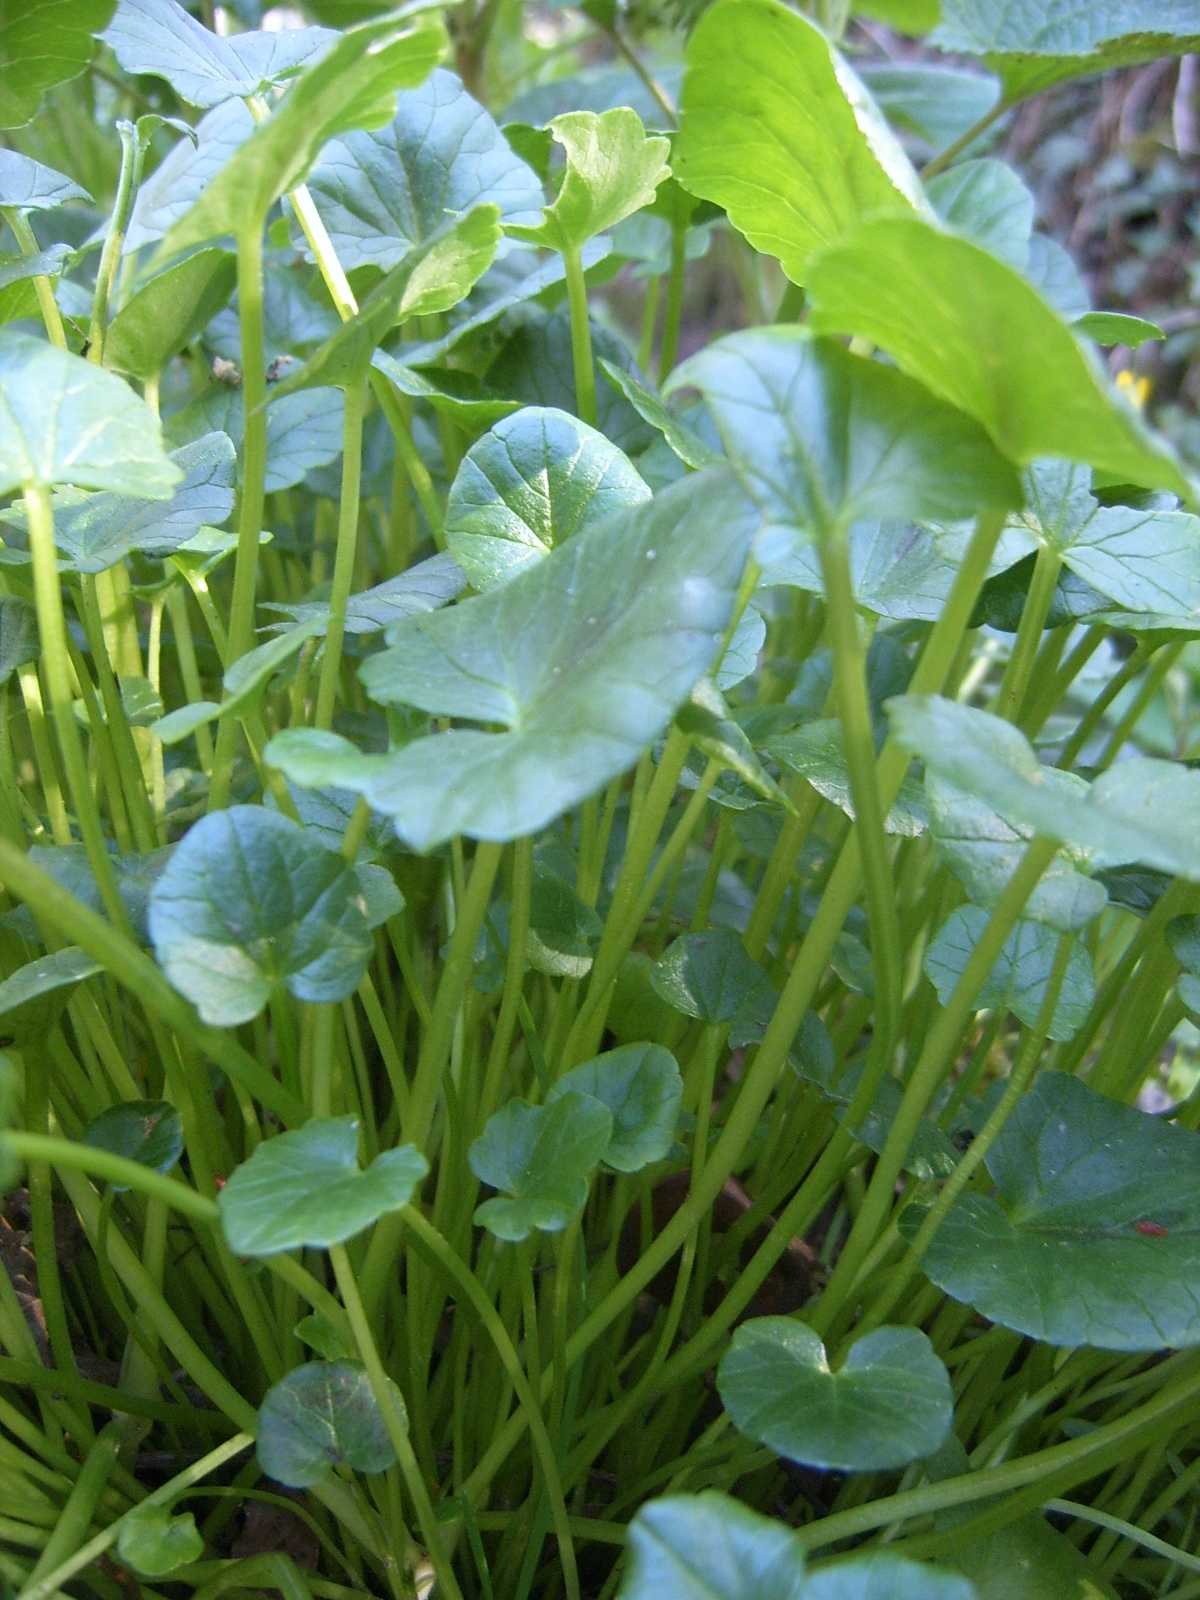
[315,376,368,729]
[657,223,687,383]
[87,119,143,363]
[563,245,597,427]
[992,545,1062,723]
[5,1131,220,1222]
[1056,641,1149,768]
[1,207,67,348]
[25,1422,124,1588]
[920,97,1011,180]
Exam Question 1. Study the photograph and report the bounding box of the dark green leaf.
[81,1100,183,1191]
[262,552,465,636]
[718,1318,953,1470]
[650,930,772,1025]
[525,865,602,979]
[105,248,236,382]
[0,947,101,1044]
[165,384,343,493]
[370,351,520,428]
[0,596,37,682]
[924,910,1094,1041]
[470,1091,612,1240]
[768,719,928,836]
[147,806,375,1024]
[256,1360,402,1487]
[910,1072,1200,1350]
[547,1044,682,1172]
[599,360,720,470]
[219,1116,427,1254]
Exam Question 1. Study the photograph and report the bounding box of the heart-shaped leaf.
[908,1072,1200,1350]
[673,0,924,285]
[219,1117,427,1256]
[0,433,235,574]
[806,219,1192,498]
[0,149,90,211]
[81,1101,183,1191]
[104,249,236,382]
[717,1318,953,1471]
[887,694,1200,881]
[650,930,773,1026]
[147,806,376,1025]
[297,66,543,273]
[0,331,179,497]
[162,9,448,254]
[445,405,650,590]
[924,909,1094,1041]
[256,1360,404,1487]
[268,467,755,852]
[116,1503,203,1578]
[469,1092,612,1241]
[669,329,1019,537]
[547,1044,682,1173]
[506,107,670,253]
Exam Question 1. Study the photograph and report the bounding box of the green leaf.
[599,359,720,470]
[0,947,101,1044]
[926,770,1107,932]
[256,1360,403,1487]
[524,865,602,978]
[104,248,236,382]
[297,66,543,272]
[219,1117,427,1255]
[162,8,448,253]
[669,329,1019,536]
[676,681,792,811]
[0,596,37,682]
[151,619,321,746]
[621,1492,809,1599]
[887,694,1200,880]
[80,1100,183,1191]
[100,0,333,108]
[768,720,929,837]
[909,1072,1200,1350]
[506,107,670,253]
[262,552,465,637]
[0,0,113,130]
[165,383,343,493]
[266,468,754,852]
[445,404,650,590]
[1074,312,1164,348]
[806,219,1192,498]
[295,1312,354,1362]
[717,1319,953,1471]
[546,1044,682,1173]
[651,930,772,1026]
[932,0,1200,102]
[0,433,235,574]
[147,806,376,1025]
[924,910,1094,1041]
[126,101,251,253]
[673,0,924,285]
[116,1503,203,1578]
[0,149,90,210]
[859,62,1000,155]
[804,1559,977,1600]
[926,157,1034,269]
[470,1092,612,1241]
[1025,234,1090,319]
[370,351,520,429]
[940,1509,1118,1600]
[0,331,179,497]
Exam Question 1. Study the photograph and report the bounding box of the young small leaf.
[219,1117,427,1255]
[256,1360,404,1487]
[547,1044,683,1173]
[717,1319,953,1471]
[470,1092,612,1241]
[116,1503,203,1578]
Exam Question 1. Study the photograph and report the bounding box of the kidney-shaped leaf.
[650,930,772,1026]
[673,0,923,285]
[807,220,1192,498]
[911,1071,1200,1350]
[266,467,755,852]
[718,1318,953,1471]
[0,331,179,497]
[147,806,375,1025]
[299,66,543,272]
[469,1092,612,1241]
[924,910,1094,1041]
[446,405,650,589]
[507,107,670,253]
[256,1360,403,1487]
[219,1116,427,1255]
[669,329,1018,538]
[547,1044,682,1173]
[81,1101,183,1191]
[116,1503,203,1578]
[621,1492,809,1600]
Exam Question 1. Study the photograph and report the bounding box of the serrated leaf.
[0,331,179,497]
[0,0,112,130]
[546,1043,682,1173]
[147,806,375,1024]
[0,149,90,211]
[104,248,236,382]
[806,219,1191,498]
[924,909,1094,1041]
[507,107,670,253]
[219,1116,427,1255]
[669,329,1019,540]
[717,1319,953,1471]
[0,433,235,574]
[673,0,925,285]
[297,66,543,272]
[909,1072,1200,1350]
[470,1092,612,1241]
[0,947,101,1044]
[445,404,650,590]
[117,1503,203,1578]
[81,1100,183,1191]
[100,0,333,108]
[162,8,448,254]
[256,1360,403,1487]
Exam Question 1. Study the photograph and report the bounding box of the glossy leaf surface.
[470,1092,612,1240]
[81,1100,183,1190]
[256,1360,402,1487]
[546,1044,682,1173]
